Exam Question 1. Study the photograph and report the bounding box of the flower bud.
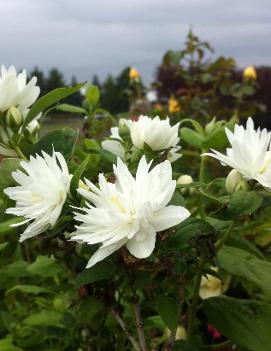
[235,179,249,192]
[6,106,23,128]
[129,67,140,80]
[225,169,243,193]
[205,117,216,135]
[243,65,257,80]
[118,120,130,139]
[168,96,181,113]
[177,175,194,195]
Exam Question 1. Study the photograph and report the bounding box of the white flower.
[0,65,40,113]
[71,156,190,268]
[199,267,230,300]
[203,117,271,189]
[101,116,181,162]
[129,115,180,151]
[4,150,71,242]
[101,127,125,159]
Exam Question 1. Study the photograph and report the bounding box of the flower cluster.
[5,151,190,267]
[204,117,271,190]
[102,115,181,162]
[0,66,41,157]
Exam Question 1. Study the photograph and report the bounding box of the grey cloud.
[0,0,270,84]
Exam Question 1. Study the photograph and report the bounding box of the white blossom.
[0,66,40,114]
[203,117,271,189]
[101,127,125,159]
[71,156,190,268]
[101,115,181,162]
[199,267,230,300]
[4,150,71,242]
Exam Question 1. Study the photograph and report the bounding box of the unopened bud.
[177,175,194,195]
[235,179,249,192]
[6,106,23,128]
[205,117,216,135]
[225,169,243,193]
[118,119,130,139]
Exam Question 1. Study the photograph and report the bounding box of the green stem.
[199,150,207,219]
[215,221,235,252]
[199,151,207,184]
[14,145,27,160]
[187,255,205,339]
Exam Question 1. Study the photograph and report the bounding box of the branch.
[111,308,140,351]
[133,302,147,351]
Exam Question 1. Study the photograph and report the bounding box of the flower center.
[111,195,126,213]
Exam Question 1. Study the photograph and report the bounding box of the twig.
[111,308,140,351]
[133,302,147,351]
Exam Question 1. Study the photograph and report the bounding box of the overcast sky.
[0,0,270,84]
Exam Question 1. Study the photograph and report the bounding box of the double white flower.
[204,117,271,189]
[102,115,181,162]
[71,156,190,268]
[4,151,71,242]
[0,65,40,114]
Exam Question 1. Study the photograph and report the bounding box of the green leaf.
[0,217,24,236]
[23,311,63,328]
[155,295,179,330]
[75,260,116,287]
[27,255,63,278]
[6,284,51,296]
[0,242,8,252]
[23,83,85,126]
[218,246,271,299]
[203,127,229,149]
[203,296,271,351]
[70,155,90,199]
[84,139,117,164]
[0,337,23,351]
[165,217,216,251]
[56,103,86,114]
[180,128,204,148]
[0,158,21,192]
[86,85,100,106]
[0,261,30,286]
[225,191,263,217]
[32,128,78,160]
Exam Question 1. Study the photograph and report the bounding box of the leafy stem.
[187,255,206,339]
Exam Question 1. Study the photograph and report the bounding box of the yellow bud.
[129,67,140,80]
[6,106,23,128]
[225,169,243,193]
[168,97,181,113]
[243,65,257,80]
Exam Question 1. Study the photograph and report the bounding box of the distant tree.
[92,74,101,89]
[45,68,65,93]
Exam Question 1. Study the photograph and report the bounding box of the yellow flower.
[168,97,181,113]
[243,65,257,80]
[129,67,140,80]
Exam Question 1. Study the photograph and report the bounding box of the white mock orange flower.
[203,117,271,189]
[199,267,230,300]
[4,150,71,242]
[71,156,190,268]
[0,66,40,114]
